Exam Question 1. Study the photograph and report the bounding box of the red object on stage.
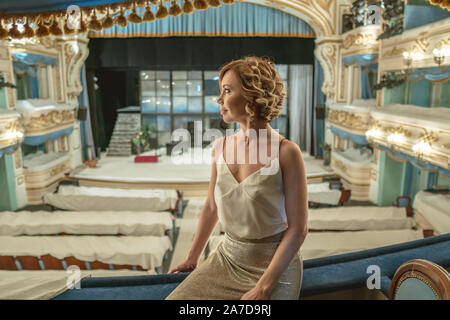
[134,155,158,163]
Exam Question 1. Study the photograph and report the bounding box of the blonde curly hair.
[219,56,286,124]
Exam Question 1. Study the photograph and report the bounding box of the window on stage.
[140,67,290,147]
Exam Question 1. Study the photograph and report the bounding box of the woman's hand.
[240,285,271,300]
[168,257,198,274]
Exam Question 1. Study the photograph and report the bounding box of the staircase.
[107,108,141,157]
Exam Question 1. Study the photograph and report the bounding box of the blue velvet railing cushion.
[300,233,450,297]
[53,273,189,300]
[52,234,450,300]
[23,126,74,146]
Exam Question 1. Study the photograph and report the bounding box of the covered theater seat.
[389,259,450,300]
[307,182,343,206]
[43,185,182,214]
[0,235,172,272]
[0,210,174,238]
[307,206,415,231]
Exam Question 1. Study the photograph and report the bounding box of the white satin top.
[214,138,288,240]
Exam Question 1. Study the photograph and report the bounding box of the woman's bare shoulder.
[279,139,304,170]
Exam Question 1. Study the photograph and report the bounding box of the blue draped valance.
[0,144,19,159]
[89,2,315,38]
[23,127,74,146]
[405,66,450,82]
[330,125,368,145]
[12,61,37,77]
[12,52,57,77]
[378,144,450,180]
[13,52,57,66]
[342,53,378,67]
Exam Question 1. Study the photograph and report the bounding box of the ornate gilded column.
[55,35,90,105]
[315,37,342,103]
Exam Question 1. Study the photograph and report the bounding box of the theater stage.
[72,147,337,197]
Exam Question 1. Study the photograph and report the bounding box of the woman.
[166,56,308,300]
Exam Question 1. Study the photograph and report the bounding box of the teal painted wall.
[408,79,431,107]
[436,174,450,188]
[0,155,18,211]
[440,81,450,108]
[410,166,433,203]
[377,151,405,206]
[383,79,449,108]
[383,82,407,106]
[0,86,18,211]
[0,87,7,110]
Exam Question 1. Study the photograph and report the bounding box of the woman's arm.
[168,138,222,273]
[241,140,308,298]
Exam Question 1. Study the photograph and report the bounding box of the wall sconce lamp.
[432,46,449,71]
[365,127,382,142]
[402,50,419,73]
[412,140,431,167]
[387,133,404,156]
[412,132,436,167]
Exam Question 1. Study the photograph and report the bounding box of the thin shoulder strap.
[223,136,226,155]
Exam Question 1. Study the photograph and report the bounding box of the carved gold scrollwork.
[328,110,367,131]
[50,163,67,177]
[317,42,338,100]
[25,110,75,132]
[382,46,405,58]
[386,126,411,138]
[333,158,348,173]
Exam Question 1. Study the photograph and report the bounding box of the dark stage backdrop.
[86,37,315,150]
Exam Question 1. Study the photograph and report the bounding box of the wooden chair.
[64,256,87,270]
[338,190,351,206]
[41,254,64,270]
[16,256,41,270]
[395,196,413,217]
[0,256,18,270]
[389,259,450,300]
[88,261,110,270]
[308,201,322,209]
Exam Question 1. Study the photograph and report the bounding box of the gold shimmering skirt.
[165,231,302,300]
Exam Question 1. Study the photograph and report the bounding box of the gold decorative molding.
[327,109,368,132]
[24,110,75,135]
[381,46,405,59]
[49,163,67,178]
[380,18,450,72]
[0,117,24,149]
[59,37,90,103]
[341,25,381,56]
[316,40,340,101]
[368,107,450,170]
[386,126,412,138]
[332,158,348,173]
